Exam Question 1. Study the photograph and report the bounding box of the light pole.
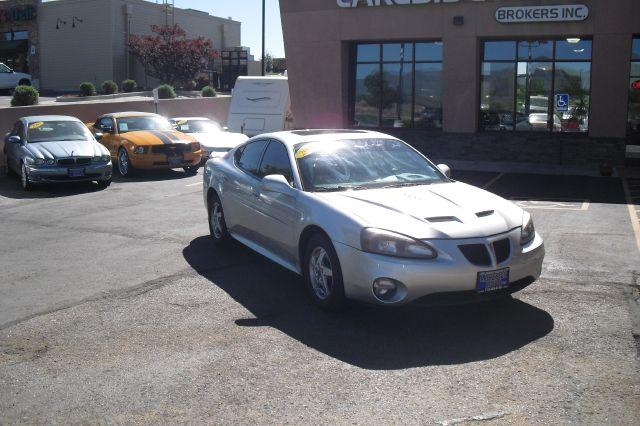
[261,0,266,76]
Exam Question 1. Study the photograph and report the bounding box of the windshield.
[174,119,221,133]
[0,63,12,73]
[295,138,446,192]
[27,121,92,143]
[117,116,172,133]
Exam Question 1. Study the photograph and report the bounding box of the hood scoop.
[426,216,461,223]
[476,210,495,218]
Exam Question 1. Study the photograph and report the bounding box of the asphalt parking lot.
[1,169,639,423]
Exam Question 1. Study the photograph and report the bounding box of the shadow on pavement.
[0,175,106,199]
[111,168,198,183]
[183,236,554,370]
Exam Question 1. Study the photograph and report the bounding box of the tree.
[363,71,398,110]
[263,51,274,74]
[129,24,218,87]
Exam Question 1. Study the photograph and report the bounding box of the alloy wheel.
[308,246,334,300]
[118,149,129,176]
[210,202,224,239]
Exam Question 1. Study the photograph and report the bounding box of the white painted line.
[622,178,640,253]
[482,173,505,190]
[186,182,203,187]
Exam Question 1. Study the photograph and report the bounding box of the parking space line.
[186,182,203,187]
[622,178,640,253]
[482,173,505,190]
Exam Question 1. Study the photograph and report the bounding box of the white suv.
[0,62,32,91]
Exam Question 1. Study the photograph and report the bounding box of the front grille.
[492,239,511,264]
[57,157,92,166]
[151,144,191,155]
[459,244,492,266]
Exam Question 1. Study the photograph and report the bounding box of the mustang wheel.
[183,166,199,176]
[303,233,346,310]
[20,163,32,191]
[208,193,230,245]
[117,148,134,177]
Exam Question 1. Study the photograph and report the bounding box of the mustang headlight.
[361,228,437,259]
[132,146,146,154]
[521,214,535,246]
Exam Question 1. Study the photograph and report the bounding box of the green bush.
[122,79,137,93]
[156,84,176,99]
[11,85,39,107]
[79,82,97,97]
[201,86,217,98]
[101,80,118,95]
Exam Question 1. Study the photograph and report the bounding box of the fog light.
[373,278,400,302]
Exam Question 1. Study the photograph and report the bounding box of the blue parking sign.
[555,94,570,112]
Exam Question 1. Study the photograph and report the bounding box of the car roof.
[21,115,81,123]
[103,111,161,119]
[169,117,214,121]
[258,129,397,148]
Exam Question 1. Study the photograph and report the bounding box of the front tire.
[96,179,111,189]
[208,193,230,245]
[20,163,32,191]
[117,148,134,177]
[183,166,199,176]
[18,79,31,86]
[303,233,346,310]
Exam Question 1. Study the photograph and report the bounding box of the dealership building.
[0,0,242,91]
[279,0,640,171]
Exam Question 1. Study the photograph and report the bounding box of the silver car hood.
[25,140,108,159]
[316,181,523,239]
[190,132,248,149]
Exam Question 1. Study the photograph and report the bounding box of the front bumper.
[334,228,545,306]
[129,150,203,170]
[26,163,112,183]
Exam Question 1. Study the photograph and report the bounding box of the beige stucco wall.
[36,0,241,91]
[280,0,640,139]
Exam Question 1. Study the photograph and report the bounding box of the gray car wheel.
[20,163,32,191]
[303,233,346,310]
[208,193,230,245]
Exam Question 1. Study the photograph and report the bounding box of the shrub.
[11,85,39,107]
[101,80,118,95]
[122,79,137,93]
[79,82,97,97]
[156,84,176,99]
[201,86,217,98]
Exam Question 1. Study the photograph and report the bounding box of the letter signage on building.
[0,4,37,24]
[495,5,589,23]
[337,0,484,8]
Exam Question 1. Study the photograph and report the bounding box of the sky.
[173,0,285,59]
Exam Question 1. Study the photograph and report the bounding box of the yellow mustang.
[88,112,203,177]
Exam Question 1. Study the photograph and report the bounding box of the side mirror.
[263,174,295,195]
[94,132,104,141]
[437,163,451,179]
[8,135,21,144]
[99,124,113,133]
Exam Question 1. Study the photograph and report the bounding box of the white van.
[227,76,293,137]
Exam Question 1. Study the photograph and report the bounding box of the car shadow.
[112,169,198,183]
[0,175,106,199]
[183,236,554,370]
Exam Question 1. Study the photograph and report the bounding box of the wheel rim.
[21,164,28,188]
[118,150,129,175]
[309,247,333,300]
[210,202,224,239]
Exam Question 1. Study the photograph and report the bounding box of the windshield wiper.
[313,185,367,192]
[380,182,433,189]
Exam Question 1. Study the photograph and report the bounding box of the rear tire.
[302,233,346,310]
[208,193,230,245]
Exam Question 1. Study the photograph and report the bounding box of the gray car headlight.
[361,228,437,259]
[521,215,535,246]
[31,158,44,166]
[45,159,55,165]
[92,155,110,163]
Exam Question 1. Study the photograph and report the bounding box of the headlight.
[191,142,201,151]
[45,159,56,166]
[133,146,146,154]
[32,158,44,166]
[92,155,111,163]
[360,228,437,259]
[521,215,535,246]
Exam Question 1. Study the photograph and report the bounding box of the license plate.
[168,155,183,166]
[476,268,510,293]
[68,168,85,177]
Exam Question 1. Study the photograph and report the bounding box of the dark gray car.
[3,115,112,191]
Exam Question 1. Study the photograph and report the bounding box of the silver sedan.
[202,130,545,309]
[3,115,112,191]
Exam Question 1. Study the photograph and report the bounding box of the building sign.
[0,5,37,24]
[337,0,486,8]
[496,5,589,23]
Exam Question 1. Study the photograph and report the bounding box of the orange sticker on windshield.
[295,147,311,159]
[29,122,44,129]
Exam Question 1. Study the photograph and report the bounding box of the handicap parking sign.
[555,94,570,112]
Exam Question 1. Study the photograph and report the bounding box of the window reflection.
[628,38,640,136]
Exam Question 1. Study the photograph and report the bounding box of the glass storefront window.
[629,37,640,136]
[480,38,592,133]
[352,41,443,129]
